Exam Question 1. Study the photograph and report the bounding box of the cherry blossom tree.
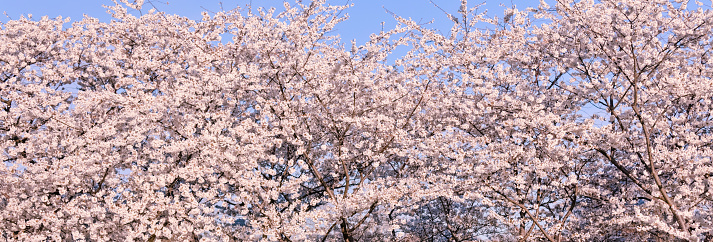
[539,0,713,240]
[1,0,713,241]
[392,0,713,241]
[0,0,421,240]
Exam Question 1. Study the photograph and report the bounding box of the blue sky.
[1,0,539,45]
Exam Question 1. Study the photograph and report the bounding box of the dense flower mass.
[2,0,713,241]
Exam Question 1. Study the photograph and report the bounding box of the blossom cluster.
[1,0,712,241]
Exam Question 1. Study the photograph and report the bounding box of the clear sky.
[1,0,539,45]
